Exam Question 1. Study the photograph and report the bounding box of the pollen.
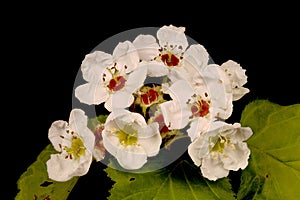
[64,136,86,160]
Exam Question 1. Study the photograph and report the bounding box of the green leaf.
[238,100,300,200]
[105,158,236,200]
[15,144,79,200]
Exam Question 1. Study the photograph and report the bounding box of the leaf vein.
[181,164,199,200]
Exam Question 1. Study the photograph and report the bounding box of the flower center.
[108,76,126,91]
[161,51,180,67]
[64,137,86,160]
[191,99,210,117]
[138,85,165,106]
[117,124,138,146]
[210,135,229,153]
[141,89,158,105]
[132,84,166,117]
[103,64,127,92]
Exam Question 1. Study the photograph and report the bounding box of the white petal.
[68,109,95,152]
[139,134,161,157]
[48,120,70,151]
[182,44,209,71]
[215,122,253,143]
[144,61,169,77]
[46,151,93,182]
[81,51,113,82]
[113,41,139,72]
[187,118,211,141]
[167,67,189,82]
[69,109,87,132]
[79,128,95,153]
[138,121,159,138]
[163,79,194,104]
[125,66,147,93]
[102,129,120,157]
[222,142,251,171]
[220,60,248,87]
[129,112,148,127]
[116,145,147,170]
[159,101,190,130]
[138,123,162,157]
[200,155,229,181]
[233,87,250,101]
[202,65,233,119]
[105,109,130,124]
[239,126,253,141]
[75,83,109,105]
[207,120,230,133]
[133,34,160,61]
[157,25,188,52]
[188,134,210,166]
[107,91,134,111]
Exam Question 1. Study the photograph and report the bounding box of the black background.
[4,2,299,200]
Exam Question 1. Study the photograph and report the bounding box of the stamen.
[230,144,236,150]
[211,152,218,160]
[219,135,225,143]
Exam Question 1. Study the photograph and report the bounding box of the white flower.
[102,109,162,170]
[133,25,204,78]
[46,109,95,182]
[75,41,147,111]
[159,78,216,140]
[220,60,250,101]
[188,121,253,181]
[159,64,233,134]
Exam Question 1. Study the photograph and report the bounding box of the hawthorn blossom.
[133,25,203,78]
[220,60,249,101]
[46,109,95,182]
[159,65,233,137]
[188,121,253,181]
[102,109,161,170]
[75,41,147,111]
[165,43,234,118]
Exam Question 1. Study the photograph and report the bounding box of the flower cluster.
[46,25,253,182]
